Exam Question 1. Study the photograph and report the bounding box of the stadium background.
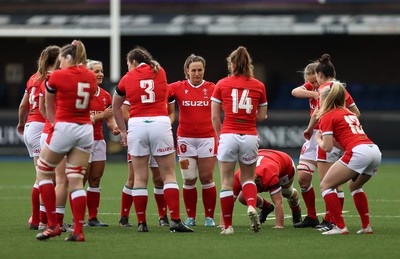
[0,0,399,159]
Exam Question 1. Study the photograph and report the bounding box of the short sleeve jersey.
[233,149,293,196]
[302,81,318,117]
[39,77,52,134]
[317,81,356,129]
[211,75,268,135]
[47,65,97,124]
[116,63,169,118]
[169,80,215,138]
[90,87,112,140]
[25,74,45,123]
[319,108,374,152]
[318,81,356,109]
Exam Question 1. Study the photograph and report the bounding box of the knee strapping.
[282,185,294,198]
[179,157,198,180]
[284,187,300,207]
[66,163,86,179]
[36,158,57,175]
[297,162,317,175]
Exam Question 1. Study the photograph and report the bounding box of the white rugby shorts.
[217,133,259,164]
[23,122,44,157]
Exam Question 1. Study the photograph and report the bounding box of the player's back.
[48,65,97,124]
[124,64,169,117]
[214,75,266,134]
[26,73,45,123]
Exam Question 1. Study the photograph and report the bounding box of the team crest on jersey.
[203,88,208,98]
[102,97,108,106]
[185,89,189,94]
[180,144,187,153]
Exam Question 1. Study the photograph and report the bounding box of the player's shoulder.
[169,80,186,88]
[203,80,215,86]
[99,87,111,97]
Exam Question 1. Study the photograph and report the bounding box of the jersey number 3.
[140,80,155,103]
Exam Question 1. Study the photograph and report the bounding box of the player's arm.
[349,105,361,118]
[39,95,46,119]
[315,131,334,152]
[291,86,318,100]
[105,115,120,136]
[45,91,56,125]
[270,191,284,228]
[256,105,268,122]
[92,105,113,124]
[17,93,29,134]
[112,93,127,146]
[211,101,222,138]
[304,109,318,140]
[167,101,175,124]
[121,103,130,123]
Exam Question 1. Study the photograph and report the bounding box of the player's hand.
[303,128,312,140]
[112,126,120,135]
[16,123,25,135]
[103,107,113,119]
[120,132,128,147]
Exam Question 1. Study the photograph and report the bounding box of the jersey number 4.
[28,86,38,109]
[231,89,253,114]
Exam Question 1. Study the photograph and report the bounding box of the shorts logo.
[157,147,174,153]
[180,144,187,153]
[242,155,257,162]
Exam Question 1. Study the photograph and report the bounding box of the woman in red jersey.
[211,46,267,234]
[169,54,217,227]
[35,40,97,242]
[112,46,192,233]
[302,54,361,231]
[84,59,119,227]
[118,99,173,228]
[38,58,73,233]
[17,45,60,230]
[234,149,302,228]
[317,82,381,235]
[291,62,321,228]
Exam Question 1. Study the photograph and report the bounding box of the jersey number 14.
[231,88,253,114]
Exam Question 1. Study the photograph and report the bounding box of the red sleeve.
[259,82,267,106]
[116,75,127,96]
[319,112,334,135]
[211,82,222,103]
[345,90,355,108]
[303,82,314,91]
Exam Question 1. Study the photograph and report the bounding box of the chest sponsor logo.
[182,101,209,106]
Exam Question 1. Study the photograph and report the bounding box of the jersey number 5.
[76,82,90,109]
[231,89,253,114]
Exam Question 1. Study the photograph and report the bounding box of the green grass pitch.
[0,161,399,259]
